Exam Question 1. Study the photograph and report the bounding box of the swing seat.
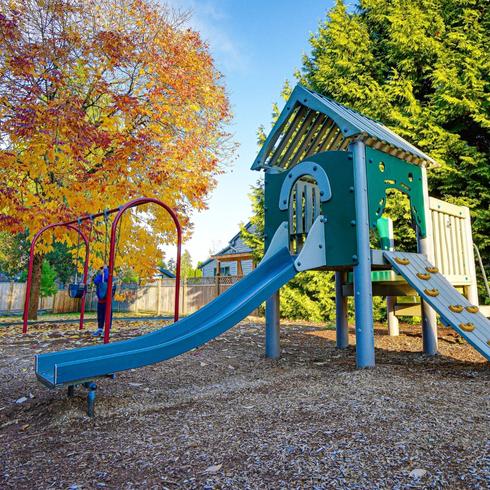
[68,283,86,299]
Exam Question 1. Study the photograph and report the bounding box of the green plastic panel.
[347,270,395,283]
[365,147,427,237]
[376,216,392,251]
[264,151,357,267]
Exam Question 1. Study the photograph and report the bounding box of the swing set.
[23,197,182,344]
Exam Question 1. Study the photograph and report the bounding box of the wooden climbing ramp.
[384,251,490,361]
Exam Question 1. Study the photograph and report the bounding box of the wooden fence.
[0,276,251,316]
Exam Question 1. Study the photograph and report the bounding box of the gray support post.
[86,382,97,417]
[464,208,480,306]
[418,164,438,355]
[335,271,349,348]
[386,296,399,336]
[265,290,280,359]
[386,218,399,336]
[350,141,375,368]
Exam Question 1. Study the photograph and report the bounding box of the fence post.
[181,279,187,316]
[157,279,162,315]
[52,290,58,313]
[7,281,15,312]
[134,286,140,314]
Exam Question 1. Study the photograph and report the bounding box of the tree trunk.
[28,254,43,320]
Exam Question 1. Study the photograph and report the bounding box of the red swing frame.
[23,197,182,342]
[23,223,90,333]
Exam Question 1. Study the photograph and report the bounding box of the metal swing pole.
[23,223,89,334]
[103,197,182,344]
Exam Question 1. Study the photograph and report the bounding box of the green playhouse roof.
[251,85,436,171]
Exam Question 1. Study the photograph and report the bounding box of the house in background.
[156,267,176,279]
[199,223,255,278]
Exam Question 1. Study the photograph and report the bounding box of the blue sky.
[165,0,334,265]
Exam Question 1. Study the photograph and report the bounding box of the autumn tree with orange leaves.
[0,0,231,318]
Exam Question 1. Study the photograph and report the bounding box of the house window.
[214,266,230,276]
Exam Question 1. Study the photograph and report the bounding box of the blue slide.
[36,247,297,387]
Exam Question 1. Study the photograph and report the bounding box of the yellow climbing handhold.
[459,322,475,332]
[426,266,439,274]
[395,257,410,265]
[465,305,479,314]
[424,288,439,297]
[487,340,490,347]
[449,305,464,313]
[417,272,431,280]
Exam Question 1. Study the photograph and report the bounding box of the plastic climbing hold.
[465,305,479,314]
[459,322,475,332]
[424,288,439,297]
[449,304,464,313]
[425,266,439,274]
[416,272,431,280]
[394,257,410,265]
[487,340,490,347]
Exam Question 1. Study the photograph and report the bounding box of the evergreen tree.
[45,242,77,286]
[300,0,489,300]
[39,260,58,298]
[180,250,202,279]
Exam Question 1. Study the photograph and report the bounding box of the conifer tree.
[301,0,489,298]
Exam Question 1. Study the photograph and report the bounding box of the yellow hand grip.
[426,266,439,273]
[449,305,464,313]
[465,305,479,314]
[416,272,431,280]
[459,322,475,332]
[394,257,410,265]
[424,288,439,297]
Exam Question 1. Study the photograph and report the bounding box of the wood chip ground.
[0,319,488,489]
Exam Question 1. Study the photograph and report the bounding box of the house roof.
[212,222,254,257]
[198,223,254,269]
[157,267,176,278]
[198,257,214,269]
[251,84,436,171]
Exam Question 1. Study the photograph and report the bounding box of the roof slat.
[268,104,308,167]
[302,117,335,158]
[252,84,436,171]
[290,112,327,164]
[279,109,317,168]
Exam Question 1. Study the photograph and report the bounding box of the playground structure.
[32,84,489,415]
[254,85,489,366]
[23,197,182,343]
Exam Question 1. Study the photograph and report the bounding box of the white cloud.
[163,0,249,74]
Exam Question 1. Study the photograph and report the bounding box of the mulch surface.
[0,319,488,489]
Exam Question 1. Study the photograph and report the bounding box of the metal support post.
[86,382,97,417]
[386,296,399,336]
[335,271,349,348]
[265,290,280,359]
[351,141,375,368]
[418,165,438,355]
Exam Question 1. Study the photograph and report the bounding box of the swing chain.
[103,209,109,265]
[116,207,123,257]
[74,217,82,284]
